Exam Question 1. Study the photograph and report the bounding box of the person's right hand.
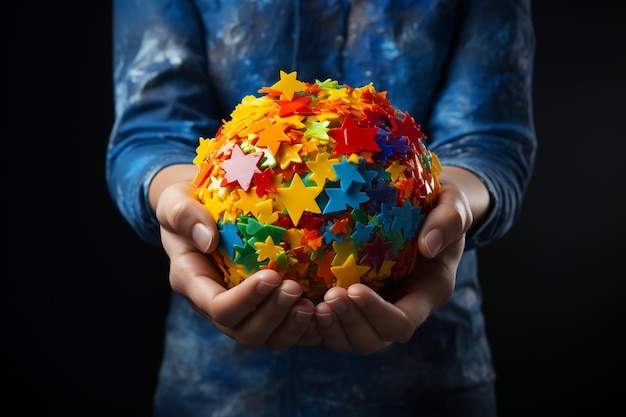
[150,165,320,351]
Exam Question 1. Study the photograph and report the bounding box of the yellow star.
[254,236,284,262]
[306,152,339,186]
[327,87,349,102]
[275,174,322,226]
[256,199,279,224]
[385,161,407,181]
[277,143,303,170]
[234,187,266,217]
[270,70,307,101]
[331,254,371,288]
[284,228,305,249]
[275,114,306,129]
[203,194,226,222]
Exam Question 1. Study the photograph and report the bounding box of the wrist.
[148,164,198,212]
[438,166,490,230]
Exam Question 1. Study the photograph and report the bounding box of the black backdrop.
[6,1,624,416]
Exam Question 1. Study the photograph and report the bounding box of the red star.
[391,112,426,142]
[361,236,396,274]
[313,249,335,287]
[276,94,314,117]
[328,116,381,157]
[252,168,276,198]
[299,211,324,231]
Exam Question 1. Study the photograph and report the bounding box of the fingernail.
[327,297,348,314]
[256,280,279,295]
[424,229,443,257]
[295,310,313,324]
[191,223,212,252]
[277,289,300,307]
[348,294,366,308]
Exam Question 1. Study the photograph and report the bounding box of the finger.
[169,252,284,326]
[391,237,463,326]
[314,296,353,352]
[264,297,317,350]
[346,284,416,343]
[224,278,306,348]
[157,182,219,253]
[418,185,472,258]
[321,287,388,355]
[296,321,322,347]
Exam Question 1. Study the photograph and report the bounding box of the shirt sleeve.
[427,0,537,250]
[106,0,223,245]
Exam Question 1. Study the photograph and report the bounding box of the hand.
[313,176,480,355]
[151,165,320,350]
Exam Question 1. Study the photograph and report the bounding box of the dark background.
[6,1,624,416]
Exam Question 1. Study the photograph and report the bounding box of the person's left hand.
[313,182,471,355]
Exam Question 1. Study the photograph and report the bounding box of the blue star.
[391,200,424,238]
[356,158,378,190]
[333,157,365,191]
[376,203,394,233]
[324,185,370,214]
[350,221,376,244]
[219,221,244,259]
[365,181,397,215]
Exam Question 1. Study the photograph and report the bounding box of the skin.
[149,163,490,354]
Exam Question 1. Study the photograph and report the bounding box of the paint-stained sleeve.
[427,0,537,250]
[106,0,222,244]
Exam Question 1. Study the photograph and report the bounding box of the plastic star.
[313,250,335,286]
[376,203,395,233]
[276,95,313,117]
[254,236,284,262]
[284,228,305,249]
[333,157,365,191]
[238,117,273,139]
[366,181,397,214]
[324,186,369,214]
[390,111,425,142]
[331,239,359,266]
[315,78,340,90]
[361,236,395,274]
[331,254,371,288]
[277,143,303,170]
[234,188,266,217]
[275,174,323,226]
[391,200,424,238]
[328,116,380,157]
[329,217,350,235]
[252,168,276,198]
[203,194,227,222]
[255,199,279,224]
[350,221,375,244]
[220,144,263,192]
[218,221,244,259]
[303,119,330,141]
[233,242,263,273]
[257,122,291,156]
[271,70,307,101]
[385,160,407,181]
[259,148,277,169]
[306,152,339,186]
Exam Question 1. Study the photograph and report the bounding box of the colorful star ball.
[192,70,441,303]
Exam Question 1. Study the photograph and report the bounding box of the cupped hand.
[314,182,473,355]
[154,178,320,350]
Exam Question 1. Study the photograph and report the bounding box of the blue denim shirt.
[107,1,536,415]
